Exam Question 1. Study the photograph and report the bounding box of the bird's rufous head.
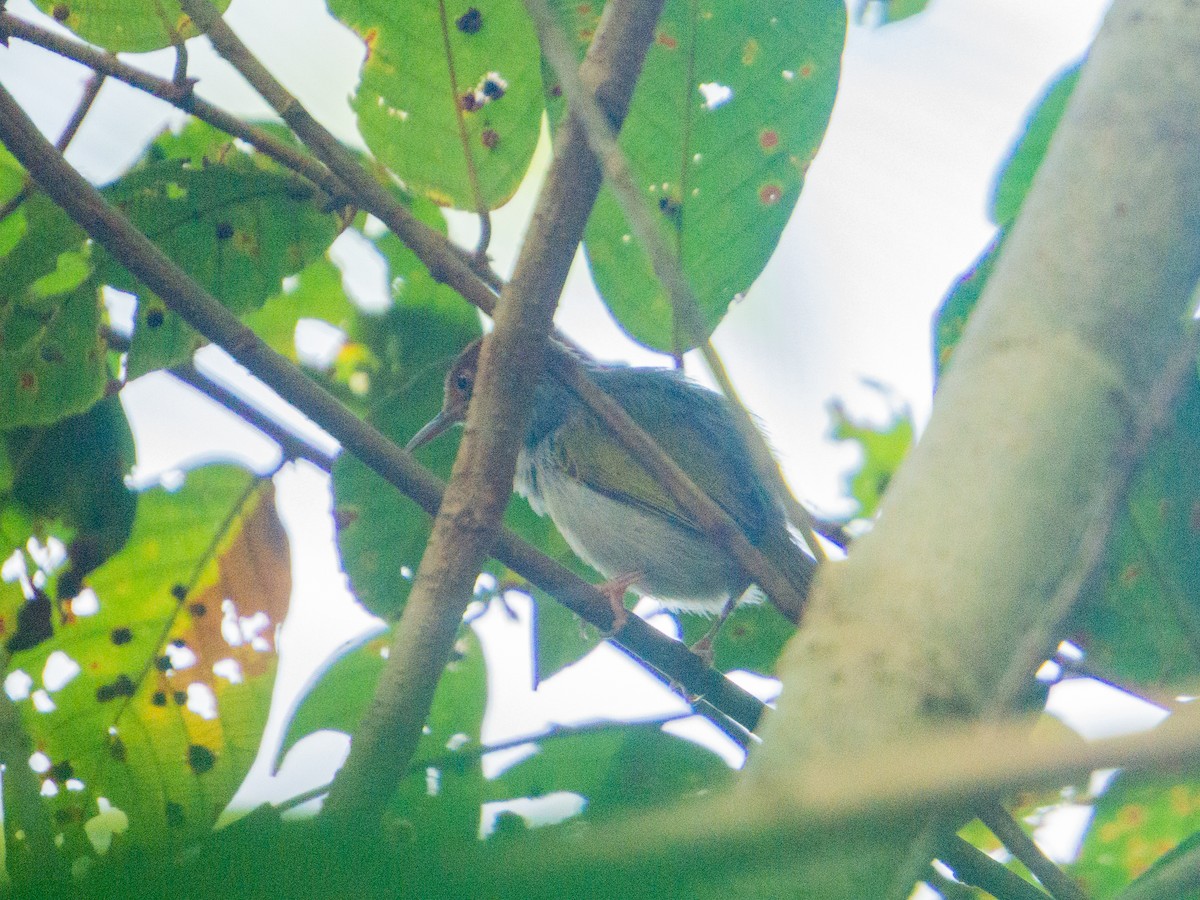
[406,338,483,452]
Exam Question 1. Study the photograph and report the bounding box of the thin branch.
[937,834,1052,900]
[319,0,667,823]
[55,70,104,152]
[170,364,335,472]
[0,78,765,736]
[977,800,1088,900]
[1117,835,1200,900]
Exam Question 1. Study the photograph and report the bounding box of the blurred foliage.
[828,394,913,519]
[548,0,845,352]
[1073,771,1200,897]
[1,463,285,874]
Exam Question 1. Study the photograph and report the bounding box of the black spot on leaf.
[110,627,133,646]
[173,691,186,706]
[6,588,53,653]
[146,309,165,328]
[171,584,188,602]
[151,691,167,707]
[455,7,482,33]
[187,745,216,774]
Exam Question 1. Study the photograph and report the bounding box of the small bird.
[407,338,815,635]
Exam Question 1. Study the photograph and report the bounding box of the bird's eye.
[455,373,472,393]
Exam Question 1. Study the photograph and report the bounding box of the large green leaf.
[330,0,543,210]
[677,599,793,675]
[101,154,341,377]
[32,0,232,53]
[0,193,106,429]
[550,0,844,351]
[5,466,288,852]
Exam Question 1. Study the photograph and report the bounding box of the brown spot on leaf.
[759,184,782,205]
[800,62,814,78]
[189,602,207,618]
[759,130,779,150]
[52,4,69,22]
[657,32,677,49]
[361,27,379,61]
[1121,564,1141,585]
[18,371,36,391]
[481,129,500,150]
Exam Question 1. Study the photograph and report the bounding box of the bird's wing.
[550,368,774,540]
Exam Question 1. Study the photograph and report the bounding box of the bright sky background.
[4,0,1170,861]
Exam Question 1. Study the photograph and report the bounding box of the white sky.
[4,0,1165,849]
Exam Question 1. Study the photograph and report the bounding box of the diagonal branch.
[0,77,764,735]
[319,0,668,823]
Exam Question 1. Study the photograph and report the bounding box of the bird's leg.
[689,589,747,667]
[596,571,642,635]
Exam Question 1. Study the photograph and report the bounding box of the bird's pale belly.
[516,455,744,614]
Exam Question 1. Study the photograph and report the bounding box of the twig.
[1117,835,1200,900]
[319,0,666,824]
[0,78,765,735]
[937,834,1051,900]
[170,364,335,471]
[977,800,1088,900]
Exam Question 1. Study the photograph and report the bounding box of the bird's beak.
[406,409,459,452]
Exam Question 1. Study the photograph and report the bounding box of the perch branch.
[319,0,667,822]
[976,800,1087,900]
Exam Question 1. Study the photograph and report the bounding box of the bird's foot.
[688,595,740,667]
[596,571,642,636]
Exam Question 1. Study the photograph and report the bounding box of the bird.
[407,338,816,641]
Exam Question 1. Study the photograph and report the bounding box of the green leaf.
[932,234,1002,383]
[489,722,732,820]
[4,395,137,601]
[330,0,543,210]
[991,61,1082,228]
[0,194,106,429]
[331,219,482,620]
[550,0,844,351]
[32,0,232,53]
[244,256,357,363]
[828,396,913,519]
[1072,772,1200,897]
[7,467,288,851]
[278,630,486,797]
[1071,373,1200,684]
[677,599,793,675]
[101,157,341,377]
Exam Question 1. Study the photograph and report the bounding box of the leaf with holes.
[0,193,106,429]
[7,466,288,852]
[32,0,232,53]
[101,156,342,378]
[547,0,845,352]
[330,0,543,210]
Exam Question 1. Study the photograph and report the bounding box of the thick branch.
[319,0,666,823]
[0,80,763,734]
